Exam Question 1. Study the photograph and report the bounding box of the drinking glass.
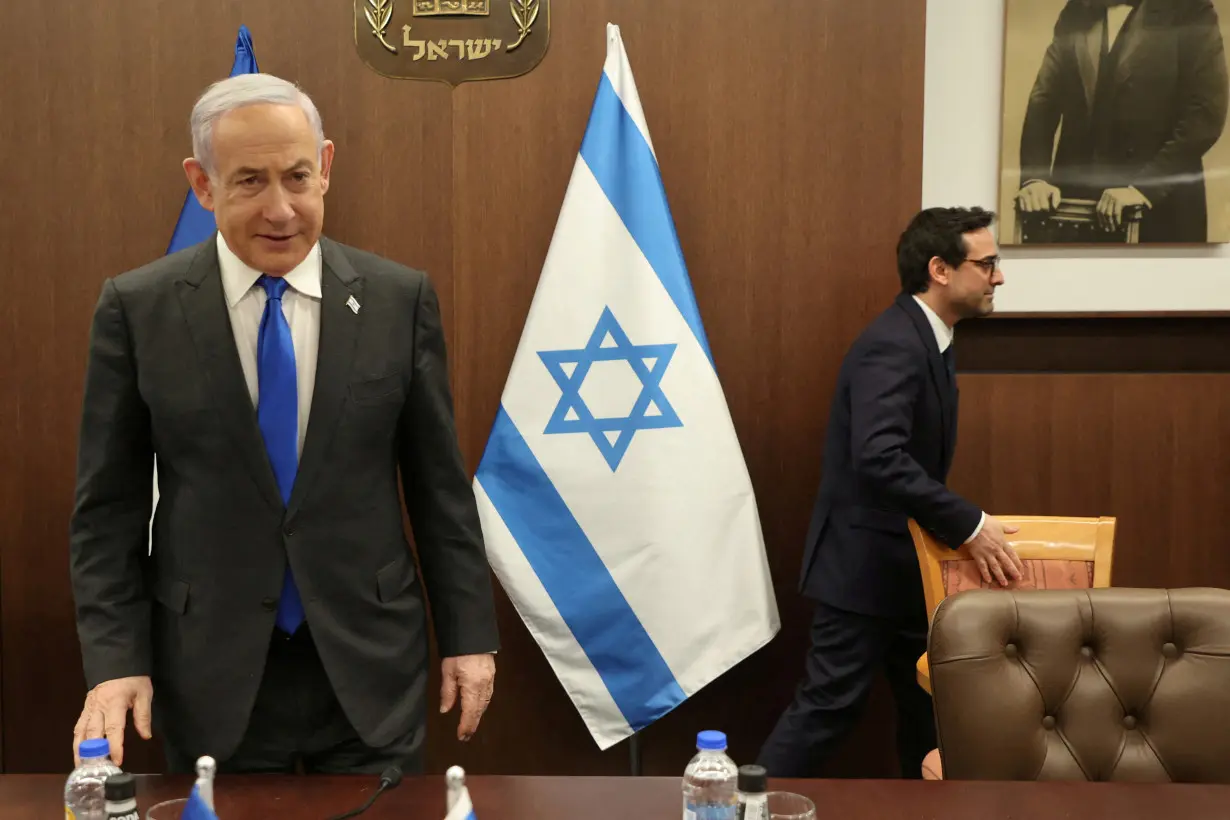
[145,797,188,819]
[766,791,816,820]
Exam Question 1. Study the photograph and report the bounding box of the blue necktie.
[257,275,305,634]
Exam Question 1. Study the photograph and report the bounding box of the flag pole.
[629,731,642,776]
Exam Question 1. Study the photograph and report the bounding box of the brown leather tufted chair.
[929,588,1230,782]
[911,516,1116,780]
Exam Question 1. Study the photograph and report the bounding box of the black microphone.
[326,765,403,820]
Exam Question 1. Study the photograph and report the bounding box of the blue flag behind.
[166,25,260,254]
[473,23,779,749]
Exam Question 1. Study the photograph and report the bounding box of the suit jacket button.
[261,597,277,612]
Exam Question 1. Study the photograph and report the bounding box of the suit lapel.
[1077,16,1102,112]
[286,238,364,520]
[896,295,955,471]
[176,239,284,511]
[1113,1,1160,86]
[943,353,959,478]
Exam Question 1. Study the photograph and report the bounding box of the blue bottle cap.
[696,730,727,750]
[78,738,111,760]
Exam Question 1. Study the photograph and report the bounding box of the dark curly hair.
[896,207,995,295]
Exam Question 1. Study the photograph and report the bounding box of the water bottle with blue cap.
[65,738,123,819]
[682,730,739,820]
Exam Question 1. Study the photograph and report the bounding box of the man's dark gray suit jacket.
[69,235,500,761]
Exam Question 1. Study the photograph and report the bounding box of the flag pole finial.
[194,756,217,811]
[446,766,466,810]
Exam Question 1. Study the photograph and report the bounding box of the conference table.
[7,773,1230,818]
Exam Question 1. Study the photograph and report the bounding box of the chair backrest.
[1014,198,1142,244]
[929,588,1230,782]
[908,516,1115,620]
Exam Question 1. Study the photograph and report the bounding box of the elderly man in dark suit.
[69,73,499,774]
[1016,0,1229,242]
[757,207,1024,779]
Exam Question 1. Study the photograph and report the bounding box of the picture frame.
[922,0,1230,315]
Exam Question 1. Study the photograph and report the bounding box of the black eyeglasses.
[964,256,1000,274]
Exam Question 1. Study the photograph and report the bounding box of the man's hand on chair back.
[965,517,1024,587]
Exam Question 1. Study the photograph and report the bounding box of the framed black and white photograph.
[998,0,1230,246]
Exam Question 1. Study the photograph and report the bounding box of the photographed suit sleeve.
[69,279,154,687]
[398,275,500,657]
[1133,1,1229,205]
[848,338,982,547]
[1019,10,1074,187]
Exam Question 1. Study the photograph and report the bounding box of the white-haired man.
[69,73,499,774]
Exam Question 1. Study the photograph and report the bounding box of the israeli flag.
[474,23,779,749]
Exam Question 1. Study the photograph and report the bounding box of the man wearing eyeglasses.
[1015,0,1227,242]
[758,207,1024,779]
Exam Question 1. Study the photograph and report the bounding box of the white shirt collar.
[911,294,954,353]
[216,232,323,308]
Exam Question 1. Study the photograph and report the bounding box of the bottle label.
[737,797,770,820]
[106,797,139,819]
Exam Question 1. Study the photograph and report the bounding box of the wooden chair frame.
[910,515,1116,693]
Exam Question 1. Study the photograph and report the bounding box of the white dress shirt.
[217,233,322,457]
[911,295,985,543]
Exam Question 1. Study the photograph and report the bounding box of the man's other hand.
[440,654,495,742]
[1097,186,1150,232]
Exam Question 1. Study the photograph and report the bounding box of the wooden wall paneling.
[959,317,1230,373]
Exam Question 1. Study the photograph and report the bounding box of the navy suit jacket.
[799,294,982,620]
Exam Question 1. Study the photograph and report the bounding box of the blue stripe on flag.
[579,75,714,367]
[476,405,687,730]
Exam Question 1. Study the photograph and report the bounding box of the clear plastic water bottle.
[65,738,122,820]
[683,730,739,820]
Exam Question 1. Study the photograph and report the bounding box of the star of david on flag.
[539,307,682,471]
[473,23,779,750]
